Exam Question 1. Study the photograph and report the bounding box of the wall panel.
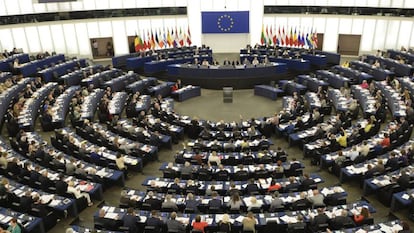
[360,19,375,52]
[0,29,14,51]
[385,20,400,49]
[397,21,412,49]
[63,23,79,55]
[112,21,128,56]
[50,24,66,54]
[24,26,41,53]
[38,25,54,52]
[373,19,386,50]
[11,28,28,53]
[323,17,339,52]
[75,23,91,57]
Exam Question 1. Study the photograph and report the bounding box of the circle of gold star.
[217,14,234,32]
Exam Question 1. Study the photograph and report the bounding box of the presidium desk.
[167,63,288,89]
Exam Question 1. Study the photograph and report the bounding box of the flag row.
[134,26,192,52]
[260,25,318,49]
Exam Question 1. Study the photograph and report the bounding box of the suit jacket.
[311,213,330,227]
[55,180,68,195]
[166,219,186,233]
[20,195,33,213]
[145,216,165,233]
[145,197,162,210]
[300,178,315,190]
[123,214,140,233]
[291,198,311,210]
[208,198,223,209]
[330,216,355,230]
[246,183,259,195]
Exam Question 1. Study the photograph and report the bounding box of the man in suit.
[310,208,330,232]
[385,152,400,171]
[330,209,355,230]
[144,191,162,210]
[55,174,68,196]
[397,169,411,189]
[284,176,300,192]
[300,173,315,191]
[291,192,311,210]
[245,179,259,195]
[166,212,186,233]
[20,191,34,213]
[208,191,223,209]
[123,207,140,233]
[145,210,165,233]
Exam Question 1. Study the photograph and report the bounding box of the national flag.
[150,30,155,49]
[172,27,178,47]
[134,34,143,52]
[186,26,192,46]
[260,25,265,45]
[268,26,273,45]
[312,29,318,48]
[167,29,172,47]
[179,27,184,47]
[265,25,269,45]
[293,28,298,47]
[142,31,148,50]
[281,27,286,46]
[306,32,312,49]
[158,29,164,48]
[272,26,277,45]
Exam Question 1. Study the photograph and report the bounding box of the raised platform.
[167,63,288,89]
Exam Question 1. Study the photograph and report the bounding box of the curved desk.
[167,63,288,89]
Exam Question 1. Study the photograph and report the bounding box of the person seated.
[185,193,199,212]
[398,221,412,233]
[145,210,165,233]
[144,191,162,210]
[360,80,369,89]
[245,179,259,195]
[201,59,209,66]
[67,181,93,206]
[192,215,208,233]
[330,209,355,230]
[251,57,259,66]
[291,192,311,210]
[166,212,186,233]
[353,207,371,225]
[310,208,330,232]
[268,179,282,192]
[307,189,325,208]
[208,151,221,166]
[123,207,140,233]
[385,152,400,171]
[217,214,232,233]
[242,211,257,233]
[380,133,391,148]
[269,191,284,211]
[246,196,262,212]
[300,173,315,191]
[162,194,178,211]
[284,176,300,192]
[227,192,243,211]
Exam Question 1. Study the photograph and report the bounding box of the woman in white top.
[208,151,221,166]
[67,181,93,206]
[247,196,262,211]
[227,192,243,210]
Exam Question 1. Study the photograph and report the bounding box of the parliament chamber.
[2,1,414,233]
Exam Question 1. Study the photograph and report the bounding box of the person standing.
[92,39,99,57]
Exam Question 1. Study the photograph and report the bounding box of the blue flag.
[202,11,249,33]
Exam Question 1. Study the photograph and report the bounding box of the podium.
[223,87,233,103]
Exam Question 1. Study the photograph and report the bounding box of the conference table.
[171,85,201,102]
[51,85,81,128]
[388,49,414,64]
[17,82,58,131]
[167,63,288,89]
[94,201,374,232]
[79,89,105,121]
[296,75,329,92]
[70,225,123,233]
[38,59,86,82]
[301,54,327,67]
[0,207,44,233]
[391,188,414,211]
[103,73,138,92]
[316,70,350,89]
[316,51,341,65]
[17,54,65,77]
[142,174,324,195]
[350,60,394,81]
[126,77,158,94]
[331,65,373,84]
[108,92,129,115]
[81,69,123,88]
[254,85,283,100]
[269,57,311,72]
[147,82,175,97]
[125,55,156,70]
[0,78,33,125]
[59,64,103,86]
[144,56,212,74]
[278,80,307,95]
[0,53,30,72]
[375,81,406,118]
[365,54,414,76]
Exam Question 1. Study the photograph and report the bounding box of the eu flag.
[202,11,249,33]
